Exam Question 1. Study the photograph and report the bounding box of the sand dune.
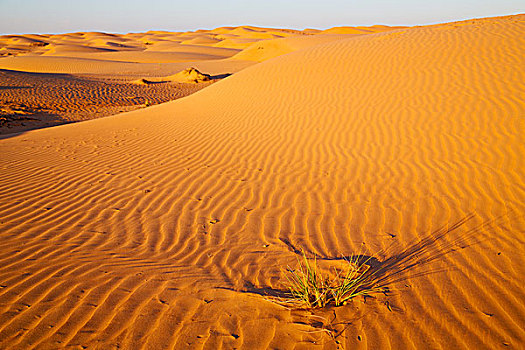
[0,15,524,349]
[0,27,268,133]
[45,49,239,63]
[0,24,402,134]
[321,25,407,34]
[232,34,355,62]
[180,36,222,46]
[213,37,260,49]
[0,24,400,64]
[0,24,404,77]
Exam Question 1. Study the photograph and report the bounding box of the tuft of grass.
[284,251,387,308]
[329,254,386,306]
[285,253,330,308]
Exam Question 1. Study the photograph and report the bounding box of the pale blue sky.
[0,0,523,34]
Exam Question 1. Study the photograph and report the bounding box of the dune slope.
[0,15,524,349]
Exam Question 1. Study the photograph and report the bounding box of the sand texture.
[0,15,524,349]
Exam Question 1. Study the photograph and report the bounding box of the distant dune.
[0,24,403,72]
[232,34,355,61]
[0,15,524,349]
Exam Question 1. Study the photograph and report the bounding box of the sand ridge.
[0,14,524,349]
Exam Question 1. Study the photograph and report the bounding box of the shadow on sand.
[237,214,509,302]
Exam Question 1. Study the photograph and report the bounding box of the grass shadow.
[242,214,510,306]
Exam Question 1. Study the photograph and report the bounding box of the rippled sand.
[0,15,523,349]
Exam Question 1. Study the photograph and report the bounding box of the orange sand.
[0,16,524,349]
[0,25,401,134]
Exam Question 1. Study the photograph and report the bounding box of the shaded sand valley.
[0,69,217,134]
[0,16,524,349]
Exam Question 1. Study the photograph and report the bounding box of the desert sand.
[0,25,396,134]
[0,15,524,349]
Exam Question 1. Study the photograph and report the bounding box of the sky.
[0,0,523,34]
